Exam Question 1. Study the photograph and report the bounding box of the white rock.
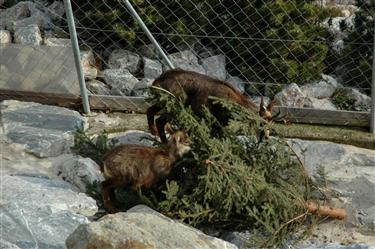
[0,30,11,44]
[14,24,42,46]
[201,54,227,80]
[304,97,337,111]
[274,83,305,107]
[44,37,71,47]
[166,50,206,74]
[55,156,104,192]
[143,57,162,78]
[86,79,111,95]
[80,50,98,80]
[103,68,139,96]
[132,78,154,97]
[226,75,246,93]
[108,49,141,73]
[301,74,339,99]
[66,205,238,249]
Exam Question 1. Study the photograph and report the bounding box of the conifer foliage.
[74,89,317,247]
[145,89,316,247]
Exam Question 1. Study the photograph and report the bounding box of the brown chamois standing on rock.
[101,130,191,213]
[147,69,277,143]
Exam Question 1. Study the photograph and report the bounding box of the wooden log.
[0,89,81,108]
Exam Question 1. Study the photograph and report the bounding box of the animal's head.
[259,96,281,122]
[169,130,192,157]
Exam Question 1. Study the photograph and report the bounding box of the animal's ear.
[267,98,276,112]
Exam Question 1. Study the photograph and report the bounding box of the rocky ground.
[0,100,374,249]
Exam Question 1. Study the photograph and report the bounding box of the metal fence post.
[63,0,91,114]
[371,21,375,133]
[122,0,175,69]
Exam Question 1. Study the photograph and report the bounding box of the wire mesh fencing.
[66,0,373,115]
[1,0,374,126]
[0,0,84,108]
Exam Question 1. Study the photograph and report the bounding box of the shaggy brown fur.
[147,69,275,143]
[101,130,191,213]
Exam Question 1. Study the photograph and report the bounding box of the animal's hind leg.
[156,114,169,144]
[147,104,162,135]
[101,180,119,213]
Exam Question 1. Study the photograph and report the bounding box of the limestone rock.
[0,1,53,31]
[80,50,98,80]
[301,74,339,99]
[66,205,238,249]
[14,24,42,46]
[0,175,96,249]
[143,57,162,79]
[226,75,246,93]
[132,78,154,97]
[109,130,156,147]
[44,37,71,47]
[201,54,227,80]
[138,44,159,59]
[108,49,141,73]
[274,83,305,107]
[86,79,111,95]
[1,100,86,157]
[304,97,337,110]
[338,88,371,111]
[1,175,98,216]
[0,30,11,44]
[103,69,139,96]
[55,156,104,192]
[166,50,206,74]
[288,139,375,233]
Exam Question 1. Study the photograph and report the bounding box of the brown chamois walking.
[101,130,191,213]
[147,69,277,143]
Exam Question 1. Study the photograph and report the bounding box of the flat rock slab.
[66,205,238,249]
[289,139,375,232]
[0,175,97,249]
[1,100,86,157]
[1,175,97,216]
[0,44,80,95]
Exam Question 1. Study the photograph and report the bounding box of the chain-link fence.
[1,0,374,129]
[0,0,85,108]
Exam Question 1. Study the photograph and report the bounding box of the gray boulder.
[1,100,86,157]
[338,88,371,111]
[288,139,375,233]
[108,49,141,73]
[44,37,71,47]
[304,97,337,111]
[1,175,97,216]
[132,78,154,97]
[55,156,104,192]
[0,175,96,249]
[301,74,339,99]
[102,68,139,96]
[0,239,21,249]
[0,30,11,44]
[274,83,305,107]
[143,57,162,78]
[138,43,159,59]
[166,50,206,74]
[201,54,227,80]
[0,1,53,31]
[66,205,238,249]
[226,75,246,93]
[80,50,97,80]
[14,24,42,46]
[109,130,156,147]
[86,79,111,95]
